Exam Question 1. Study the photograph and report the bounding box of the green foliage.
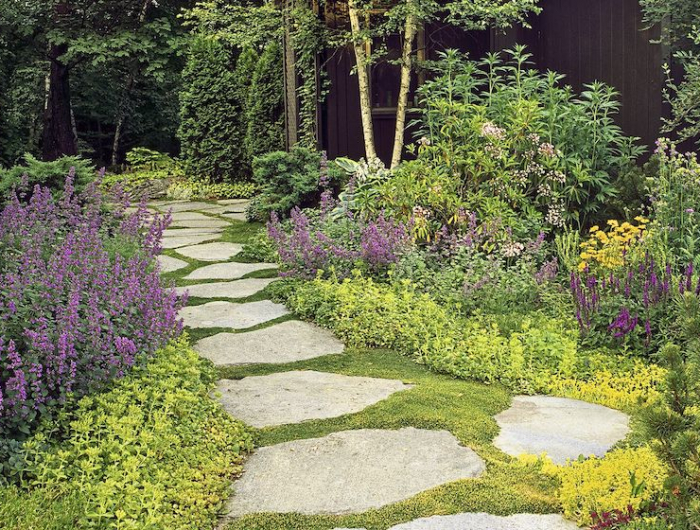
[167,179,259,200]
[282,274,580,394]
[248,148,345,221]
[643,295,700,528]
[178,38,251,183]
[2,338,253,529]
[0,154,95,198]
[240,230,279,263]
[245,41,285,160]
[102,148,183,195]
[125,147,176,170]
[413,47,643,229]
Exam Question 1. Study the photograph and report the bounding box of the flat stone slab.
[164,227,223,237]
[222,212,246,222]
[195,320,344,365]
[175,242,243,262]
[227,428,486,516]
[216,371,412,427]
[179,300,289,329]
[170,219,230,229]
[157,255,189,273]
[388,513,578,530]
[156,201,221,213]
[184,262,277,280]
[162,234,221,249]
[176,278,277,300]
[494,396,630,464]
[169,212,215,222]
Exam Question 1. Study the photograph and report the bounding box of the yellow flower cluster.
[547,361,666,412]
[578,217,648,272]
[542,446,666,526]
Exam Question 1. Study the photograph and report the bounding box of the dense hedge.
[0,338,253,529]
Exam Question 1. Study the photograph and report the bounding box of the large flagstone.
[161,234,221,249]
[176,278,276,300]
[194,320,344,366]
[216,370,411,427]
[227,428,486,516]
[175,242,243,262]
[157,255,188,273]
[184,262,276,281]
[179,300,289,329]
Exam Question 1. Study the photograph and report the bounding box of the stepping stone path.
[179,300,289,329]
[226,428,486,516]
[184,262,277,280]
[157,255,189,273]
[175,242,243,261]
[216,370,412,427]
[154,200,631,528]
[194,320,344,365]
[176,278,276,300]
[494,395,630,464]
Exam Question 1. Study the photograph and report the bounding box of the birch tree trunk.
[390,10,417,169]
[348,0,377,160]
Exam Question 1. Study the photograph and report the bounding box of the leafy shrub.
[578,218,649,272]
[412,47,642,229]
[2,338,253,529]
[240,230,279,263]
[245,41,285,160]
[178,38,251,183]
[0,176,183,442]
[248,148,345,222]
[0,154,95,199]
[166,179,259,200]
[102,149,183,197]
[283,274,581,393]
[267,207,411,279]
[543,447,666,527]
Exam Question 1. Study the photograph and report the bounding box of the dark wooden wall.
[320,0,667,163]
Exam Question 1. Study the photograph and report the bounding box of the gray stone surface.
[176,278,277,300]
[170,218,230,229]
[169,212,215,222]
[179,300,289,329]
[227,428,486,516]
[175,242,243,262]
[216,371,411,427]
[163,227,223,236]
[184,262,276,280]
[161,234,221,249]
[388,513,578,530]
[195,320,344,365]
[222,212,246,222]
[494,395,630,464]
[155,201,220,213]
[219,199,250,206]
[157,255,189,273]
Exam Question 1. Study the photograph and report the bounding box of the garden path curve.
[155,200,629,529]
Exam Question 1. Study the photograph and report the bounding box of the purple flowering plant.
[571,252,697,352]
[0,173,184,440]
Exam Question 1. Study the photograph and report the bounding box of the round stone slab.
[157,255,189,273]
[388,513,578,530]
[227,428,486,516]
[175,242,243,262]
[176,278,276,300]
[179,300,289,329]
[216,370,412,427]
[162,234,221,249]
[494,396,630,464]
[194,320,344,366]
[184,262,277,280]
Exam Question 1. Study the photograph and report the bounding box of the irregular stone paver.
[222,212,246,222]
[216,371,412,427]
[179,300,289,329]
[170,218,230,229]
[157,255,189,273]
[184,262,276,280]
[175,242,243,262]
[195,320,344,365]
[228,428,485,516]
[163,227,223,237]
[494,396,630,464]
[176,278,276,300]
[388,513,578,530]
[155,201,221,213]
[162,234,221,249]
[169,212,215,222]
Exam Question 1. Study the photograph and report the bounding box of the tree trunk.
[348,0,377,161]
[390,12,418,169]
[42,43,77,161]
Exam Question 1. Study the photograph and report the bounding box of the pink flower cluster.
[0,174,183,437]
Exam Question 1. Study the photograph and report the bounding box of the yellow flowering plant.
[578,217,649,272]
